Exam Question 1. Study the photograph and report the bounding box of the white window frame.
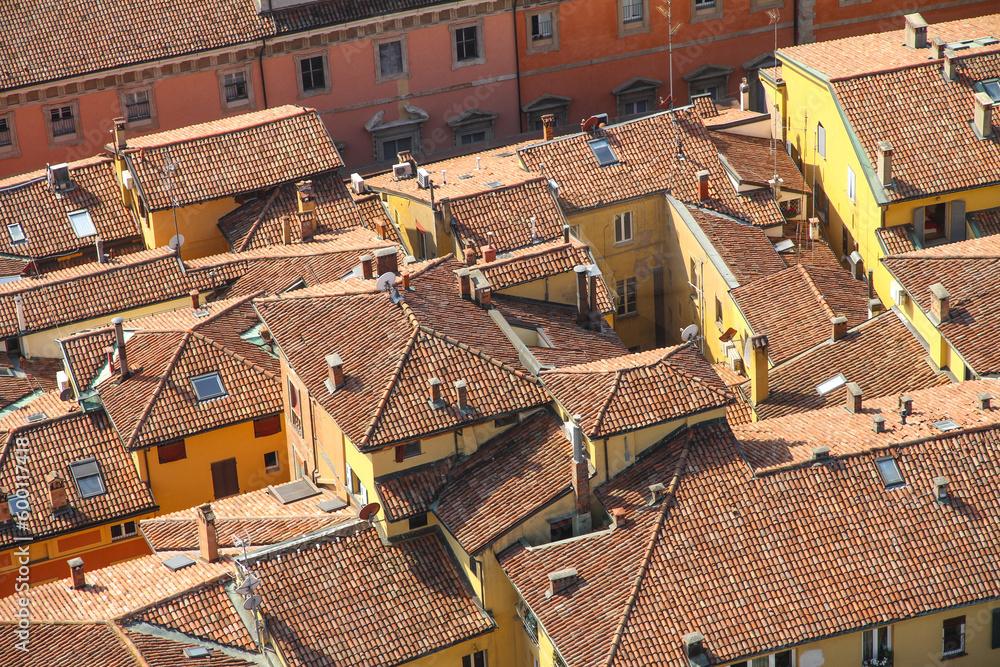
[7,222,26,244]
[614,211,634,244]
[616,277,637,315]
[817,122,826,159]
[373,35,409,84]
[862,626,892,664]
[847,165,856,203]
[450,20,486,69]
[68,209,97,238]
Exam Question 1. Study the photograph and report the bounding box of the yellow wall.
[379,192,438,259]
[146,199,236,261]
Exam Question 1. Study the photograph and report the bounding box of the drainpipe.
[258,36,270,110]
[793,0,799,45]
[512,0,523,133]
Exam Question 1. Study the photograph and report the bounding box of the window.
[9,493,29,516]
[875,456,904,489]
[461,131,487,145]
[254,414,282,438]
[68,209,97,238]
[715,295,724,327]
[734,651,792,667]
[549,517,573,541]
[815,373,846,396]
[374,36,409,84]
[518,601,540,643]
[219,67,255,110]
[588,138,618,166]
[622,0,643,23]
[616,277,637,315]
[525,7,560,54]
[943,616,965,657]
[50,106,75,137]
[288,378,303,435]
[157,440,186,464]
[450,21,486,68]
[847,165,856,203]
[395,441,421,462]
[469,554,478,578]
[123,90,151,122]
[991,608,1000,649]
[532,12,553,40]
[7,223,25,243]
[0,117,10,147]
[462,650,488,667]
[264,451,280,472]
[624,99,647,115]
[69,458,106,499]
[408,513,428,529]
[863,626,891,664]
[695,0,716,7]
[690,0,724,23]
[684,64,733,101]
[448,108,498,148]
[191,372,227,401]
[689,257,699,288]
[817,123,826,158]
[975,78,1000,103]
[110,520,138,541]
[614,211,633,243]
[618,0,651,34]
[523,94,572,131]
[381,135,412,163]
[224,71,248,102]
[0,113,18,157]
[300,56,326,92]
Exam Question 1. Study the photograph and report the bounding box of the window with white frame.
[847,165,856,203]
[7,223,26,244]
[616,277,637,315]
[614,211,633,243]
[68,209,97,238]
[817,122,826,158]
[732,650,792,667]
[943,616,965,657]
[862,626,891,665]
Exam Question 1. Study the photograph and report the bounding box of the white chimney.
[974,92,995,139]
[904,13,928,49]
[943,50,957,82]
[877,141,893,187]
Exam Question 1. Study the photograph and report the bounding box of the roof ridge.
[106,620,152,667]
[592,369,624,436]
[235,187,284,252]
[604,433,693,667]
[360,327,421,448]
[444,176,546,204]
[415,325,540,383]
[124,106,307,152]
[406,253,455,278]
[797,264,836,320]
[474,242,575,271]
[188,331,278,380]
[187,293,261,333]
[121,331,193,450]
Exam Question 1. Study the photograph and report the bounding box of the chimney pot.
[648,482,666,506]
[904,13,928,49]
[877,141,893,187]
[977,392,993,410]
[45,471,69,511]
[359,255,374,280]
[868,298,884,318]
[872,414,886,433]
[943,50,958,82]
[463,247,477,266]
[196,504,219,563]
[563,225,570,243]
[454,379,471,413]
[933,476,950,502]
[260,327,273,345]
[189,289,199,310]
[457,268,472,299]
[929,282,950,324]
[374,246,399,276]
[749,334,769,405]
[974,92,995,140]
[325,353,345,392]
[811,446,831,461]
[113,316,129,380]
[68,557,86,589]
[575,265,589,326]
[428,377,445,409]
[112,117,127,151]
[611,506,627,526]
[846,382,863,413]
[546,567,578,597]
[541,114,556,142]
[899,394,913,415]
[831,315,848,340]
[481,244,496,263]
[696,170,710,202]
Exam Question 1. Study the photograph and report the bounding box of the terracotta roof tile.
[772,221,843,270]
[353,194,403,244]
[541,344,734,438]
[450,178,566,256]
[0,623,140,666]
[685,207,786,285]
[710,131,807,193]
[0,356,64,408]
[243,525,495,667]
[731,264,871,364]
[970,206,1000,237]
[883,234,1000,373]
[121,629,258,667]
[375,457,455,521]
[0,388,80,431]
[124,106,341,211]
[875,224,919,255]
[711,363,754,426]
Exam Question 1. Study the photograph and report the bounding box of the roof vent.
[183,647,211,659]
[271,478,321,505]
[325,353,345,393]
[683,632,709,667]
[647,482,666,505]
[872,414,886,434]
[904,13,928,49]
[428,377,445,410]
[933,476,950,503]
[611,507,627,527]
[977,392,993,410]
[545,568,578,598]
[811,446,831,462]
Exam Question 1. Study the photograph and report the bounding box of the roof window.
[815,372,847,396]
[933,419,960,432]
[68,209,96,238]
[588,137,619,166]
[162,554,197,571]
[9,493,29,516]
[191,372,227,401]
[875,456,904,489]
[69,457,106,499]
[25,412,47,423]
[7,223,25,243]
[975,78,1000,103]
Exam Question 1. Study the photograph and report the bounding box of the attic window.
[68,209,97,238]
[975,78,1000,103]
[933,419,960,432]
[162,554,197,571]
[588,137,618,166]
[875,456,904,489]
[815,372,847,396]
[25,412,47,423]
[183,647,210,658]
[7,223,25,243]
[191,372,227,401]
[9,493,29,516]
[69,457,106,499]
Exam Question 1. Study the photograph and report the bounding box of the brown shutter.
[211,458,239,499]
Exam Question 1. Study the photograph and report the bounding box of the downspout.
[258,36,270,110]
[793,0,799,45]
[512,0,523,133]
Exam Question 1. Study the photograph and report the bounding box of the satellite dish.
[680,324,699,342]
[243,594,262,611]
[168,234,185,251]
[358,502,381,522]
[234,574,260,596]
[374,272,397,292]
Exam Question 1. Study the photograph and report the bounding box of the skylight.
[191,372,227,401]
[588,138,619,167]
[68,209,97,238]
[25,412,47,423]
[933,419,960,432]
[816,373,847,396]
[9,493,29,516]
[7,223,25,243]
[162,554,197,571]
[875,456,904,489]
[69,457,106,499]
[773,239,795,253]
[977,78,1000,103]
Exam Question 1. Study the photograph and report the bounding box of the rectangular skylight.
[7,223,25,243]
[981,79,1000,103]
[9,493,29,516]
[875,456,904,488]
[271,479,321,505]
[162,554,197,571]
[69,457,106,499]
[0,367,15,377]
[68,209,97,238]
[816,373,847,396]
[588,137,619,167]
[191,372,227,401]
[933,419,960,432]
[773,239,795,253]
[25,412,47,423]
[183,647,210,658]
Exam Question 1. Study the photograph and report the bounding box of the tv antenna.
[658,0,683,108]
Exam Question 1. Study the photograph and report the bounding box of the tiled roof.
[875,224,918,255]
[741,310,950,420]
[831,48,1000,202]
[374,457,455,521]
[685,207,786,285]
[731,264,871,364]
[254,258,548,451]
[0,256,28,276]
[450,178,565,257]
[777,14,1000,79]
[882,233,1000,373]
[711,363,753,426]
[0,388,80,432]
[541,344,734,438]
[436,411,572,554]
[0,411,158,551]
[365,141,536,204]
[970,206,1000,237]
[140,485,352,552]
[517,110,786,227]
[0,156,139,260]
[710,131,807,193]
[0,356,64,408]
[0,623,141,667]
[123,106,341,211]
[242,525,495,667]
[703,107,769,129]
[772,221,842,270]
[353,194,403,245]
[121,628,260,667]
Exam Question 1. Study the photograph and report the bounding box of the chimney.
[930,36,946,59]
[569,415,591,532]
[296,211,315,242]
[877,141,893,187]
[811,446,830,461]
[768,175,783,200]
[402,271,411,290]
[831,315,848,340]
[849,251,864,280]
[325,353,345,392]
[14,295,26,333]
[454,380,471,414]
[463,247,477,266]
[281,217,292,245]
[696,170,710,202]
[68,557,86,589]
[360,255,374,279]
[872,414,886,433]
[648,482,666,505]
[296,180,315,215]
[978,392,993,410]
[260,327,273,345]
[904,13,928,49]
[105,346,116,375]
[899,394,913,416]
[575,265,589,325]
[588,272,600,315]
[95,237,106,264]
[562,225,570,243]
[457,268,472,299]
[943,50,957,82]
[973,92,995,139]
[683,632,707,666]
[374,246,398,276]
[748,334,769,405]
[846,382,863,413]
[933,476,950,503]
[45,471,68,511]
[0,491,9,523]
[471,270,492,308]
[196,504,219,563]
[808,217,821,241]
[428,377,445,409]
[541,114,556,142]
[929,283,950,324]
[375,220,389,240]
[189,289,199,310]
[113,316,129,380]
[611,506,627,527]
[546,568,578,597]
[740,77,750,111]
[112,117,127,151]
[481,232,497,263]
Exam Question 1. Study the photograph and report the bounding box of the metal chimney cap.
[111,316,124,325]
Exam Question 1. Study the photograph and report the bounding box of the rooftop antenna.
[232,531,267,654]
[768,8,781,180]
[657,0,683,109]
[375,271,397,292]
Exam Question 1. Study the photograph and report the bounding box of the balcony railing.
[225,82,248,102]
[289,409,303,436]
[51,117,76,137]
[0,129,10,147]
[126,100,151,121]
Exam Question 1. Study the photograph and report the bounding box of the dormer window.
[875,456,904,489]
[69,457,106,499]
[191,372,227,401]
[7,223,25,244]
[68,209,96,238]
[588,137,619,167]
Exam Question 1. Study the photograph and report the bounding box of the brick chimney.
[0,491,9,523]
[454,380,471,414]
[929,283,950,324]
[481,232,497,263]
[748,334,769,405]
[428,377,445,409]
[541,114,556,142]
[374,246,398,275]
[575,265,589,325]
[943,50,957,82]
[846,382,863,413]
[696,170,710,202]
[546,568,578,597]
[105,346,116,375]
[904,13,928,49]
[831,315,848,340]
[872,414,886,433]
[457,268,472,299]
[45,471,69,512]
[68,557,86,589]
[112,117,127,151]
[113,317,129,381]
[325,353,345,392]
[359,255,374,280]
[296,180,315,215]
[463,247,477,266]
[974,92,995,139]
[296,211,315,242]
[877,141,893,187]
[899,394,913,415]
[568,414,592,534]
[196,504,219,563]
[189,289,200,310]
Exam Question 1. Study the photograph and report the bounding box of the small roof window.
[162,554,197,571]
[976,78,1000,103]
[815,373,847,396]
[191,372,227,401]
[69,457,106,499]
[588,138,619,167]
[25,412,47,423]
[875,456,904,489]
[9,493,29,516]
[68,209,97,238]
[7,223,25,244]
